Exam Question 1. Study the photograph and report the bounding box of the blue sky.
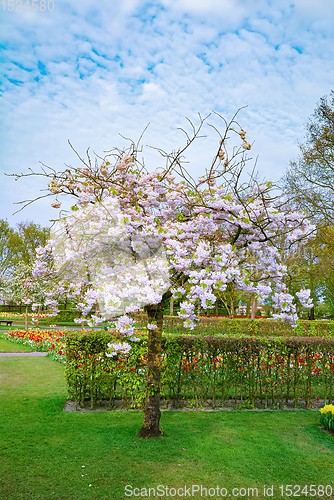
[1,0,334,227]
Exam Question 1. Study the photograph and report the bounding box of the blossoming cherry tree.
[12,112,314,437]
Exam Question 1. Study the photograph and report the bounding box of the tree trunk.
[251,294,257,321]
[37,305,41,327]
[229,290,235,318]
[137,301,164,438]
[25,306,28,332]
[309,274,315,320]
[170,297,174,316]
[231,284,235,318]
[246,293,250,318]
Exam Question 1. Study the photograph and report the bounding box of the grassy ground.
[0,324,104,331]
[0,337,33,352]
[0,349,334,499]
[0,325,28,331]
[0,323,77,328]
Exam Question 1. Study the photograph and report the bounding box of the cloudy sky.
[1,0,333,228]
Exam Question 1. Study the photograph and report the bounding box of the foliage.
[65,330,147,409]
[11,220,50,268]
[0,306,22,312]
[314,227,334,314]
[0,262,53,329]
[39,310,88,323]
[282,91,334,224]
[1,262,48,306]
[137,315,334,337]
[281,231,326,318]
[0,309,89,323]
[64,331,334,410]
[0,219,15,276]
[0,219,49,276]
[281,92,334,316]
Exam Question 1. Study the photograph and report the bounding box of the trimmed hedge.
[0,307,83,323]
[65,331,334,410]
[135,315,334,337]
[39,310,82,323]
[0,305,32,313]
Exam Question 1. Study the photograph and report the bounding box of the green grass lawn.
[0,337,33,352]
[0,324,102,331]
[0,325,28,331]
[0,323,74,329]
[0,356,334,499]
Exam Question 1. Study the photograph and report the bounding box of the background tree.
[0,220,15,276]
[282,231,326,319]
[310,226,334,317]
[281,92,334,317]
[13,221,50,267]
[282,91,334,223]
[0,262,50,330]
[0,219,49,276]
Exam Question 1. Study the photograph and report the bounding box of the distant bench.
[0,320,13,326]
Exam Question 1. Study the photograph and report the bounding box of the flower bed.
[0,311,87,324]
[0,312,48,320]
[320,404,334,433]
[2,329,66,363]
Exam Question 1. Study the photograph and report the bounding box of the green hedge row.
[0,305,31,313]
[65,331,334,410]
[134,315,334,337]
[0,307,82,323]
[39,310,83,323]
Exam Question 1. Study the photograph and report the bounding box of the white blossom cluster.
[30,149,315,354]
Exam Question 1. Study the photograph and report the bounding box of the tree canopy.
[281,91,334,317]
[282,91,334,223]
[0,219,49,277]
